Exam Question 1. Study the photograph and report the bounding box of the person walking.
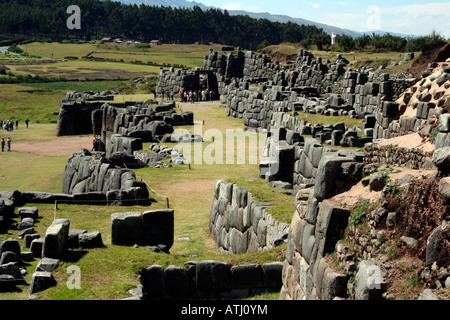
[6,137,11,152]
[1,138,5,152]
[25,118,29,129]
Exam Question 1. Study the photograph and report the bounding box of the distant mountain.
[118,0,415,38]
[118,0,358,37]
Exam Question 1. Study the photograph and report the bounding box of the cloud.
[380,2,450,37]
[312,4,321,9]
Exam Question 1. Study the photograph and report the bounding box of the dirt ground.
[12,135,94,156]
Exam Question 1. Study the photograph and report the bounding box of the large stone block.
[314,157,352,201]
[142,209,174,250]
[230,264,264,289]
[29,271,56,295]
[164,265,190,299]
[42,219,70,259]
[262,262,283,290]
[315,200,350,256]
[140,265,166,299]
[111,212,144,246]
[196,261,230,296]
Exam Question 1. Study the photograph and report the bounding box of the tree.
[313,33,331,51]
[354,34,371,50]
[336,34,355,52]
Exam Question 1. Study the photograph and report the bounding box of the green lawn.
[0,81,123,123]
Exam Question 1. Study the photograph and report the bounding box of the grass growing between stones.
[294,111,364,129]
[225,178,295,225]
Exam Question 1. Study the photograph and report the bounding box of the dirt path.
[12,135,94,156]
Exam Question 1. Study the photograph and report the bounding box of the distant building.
[101,37,112,43]
[151,40,162,45]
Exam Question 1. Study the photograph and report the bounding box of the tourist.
[205,88,210,101]
[202,89,206,101]
[25,118,29,128]
[6,137,11,152]
[15,120,18,129]
[180,91,184,102]
[0,120,3,130]
[210,90,215,101]
[1,138,4,152]
[170,90,174,100]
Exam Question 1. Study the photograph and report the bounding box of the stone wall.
[139,260,283,300]
[372,64,449,140]
[209,180,290,254]
[259,119,365,191]
[156,67,220,99]
[56,100,103,136]
[111,210,174,250]
[364,143,436,170]
[62,149,150,206]
[280,194,350,300]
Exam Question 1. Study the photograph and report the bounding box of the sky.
[197,0,450,38]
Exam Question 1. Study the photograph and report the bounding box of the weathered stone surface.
[42,219,70,259]
[426,225,444,266]
[141,265,166,299]
[164,265,190,300]
[0,262,22,279]
[78,231,103,249]
[142,210,174,250]
[230,264,264,289]
[196,260,230,296]
[29,271,56,295]
[315,200,350,256]
[30,238,44,259]
[0,239,21,257]
[36,258,60,273]
[0,251,18,265]
[262,262,283,290]
[314,157,352,201]
[18,207,39,220]
[111,212,144,246]
[67,229,87,248]
[432,147,450,171]
[355,259,384,300]
[438,177,450,199]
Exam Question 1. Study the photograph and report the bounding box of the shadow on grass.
[61,249,89,264]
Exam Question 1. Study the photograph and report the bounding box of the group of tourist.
[0,118,29,153]
[157,88,215,103]
[179,88,215,103]
[1,137,12,152]
[0,118,29,131]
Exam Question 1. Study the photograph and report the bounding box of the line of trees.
[334,32,447,54]
[0,0,329,50]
